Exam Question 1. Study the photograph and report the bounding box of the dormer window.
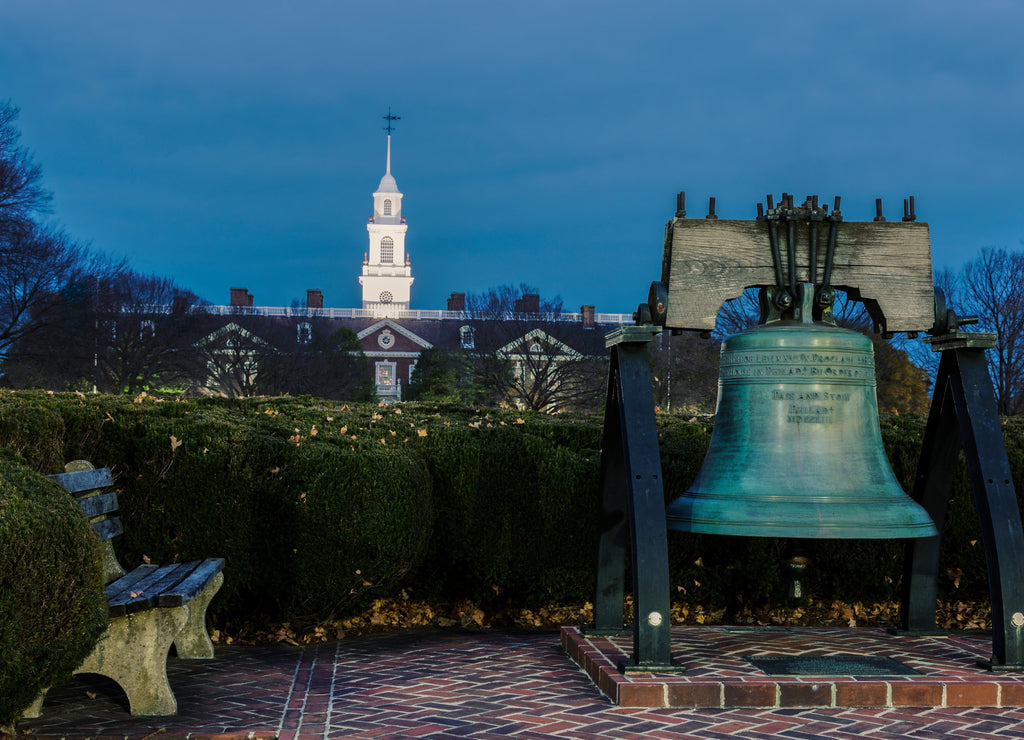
[383,199,392,216]
[460,325,475,349]
[380,236,394,263]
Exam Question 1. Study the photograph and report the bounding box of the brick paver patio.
[15,627,1024,739]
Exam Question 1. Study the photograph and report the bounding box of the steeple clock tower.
[360,113,413,316]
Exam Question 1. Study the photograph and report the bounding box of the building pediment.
[497,328,582,360]
[194,322,272,350]
[357,318,433,351]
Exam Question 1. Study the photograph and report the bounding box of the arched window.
[383,199,392,216]
[380,236,394,263]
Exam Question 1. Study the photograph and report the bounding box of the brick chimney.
[306,289,324,309]
[581,305,596,329]
[446,292,466,312]
[230,287,253,307]
[515,293,540,314]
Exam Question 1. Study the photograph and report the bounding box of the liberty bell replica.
[666,286,936,539]
[666,194,935,539]
[587,190,1024,676]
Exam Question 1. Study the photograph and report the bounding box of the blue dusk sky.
[1,1,1021,314]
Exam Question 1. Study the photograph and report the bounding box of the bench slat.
[47,468,114,495]
[108,564,181,616]
[158,558,225,606]
[136,562,200,604]
[106,564,160,616]
[76,490,119,518]
[91,516,123,543]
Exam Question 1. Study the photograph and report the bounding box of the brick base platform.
[562,625,1024,709]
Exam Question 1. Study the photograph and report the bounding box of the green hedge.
[0,449,107,729]
[0,390,1020,630]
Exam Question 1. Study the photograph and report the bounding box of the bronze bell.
[666,286,936,539]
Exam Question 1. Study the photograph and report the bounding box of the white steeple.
[360,125,413,316]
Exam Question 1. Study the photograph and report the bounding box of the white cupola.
[359,131,413,316]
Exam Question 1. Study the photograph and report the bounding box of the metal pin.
[874,198,886,222]
[766,194,774,210]
[676,191,686,218]
[706,197,718,219]
[757,203,765,219]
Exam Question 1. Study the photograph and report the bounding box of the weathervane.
[382,107,400,134]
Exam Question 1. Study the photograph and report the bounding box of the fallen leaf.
[418,429,428,437]
[170,435,182,451]
[142,555,151,564]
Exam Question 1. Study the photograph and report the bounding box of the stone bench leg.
[173,571,224,659]
[74,605,189,715]
[21,690,47,719]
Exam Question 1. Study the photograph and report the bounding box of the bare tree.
[0,221,119,365]
[466,285,605,412]
[0,100,121,367]
[648,331,720,414]
[90,271,205,394]
[0,100,51,230]
[952,247,1024,414]
[254,322,374,401]
[191,319,269,398]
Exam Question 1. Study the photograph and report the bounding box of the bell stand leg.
[590,327,681,672]
[896,343,1024,670]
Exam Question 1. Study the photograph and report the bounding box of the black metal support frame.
[898,343,1024,670]
[592,328,678,670]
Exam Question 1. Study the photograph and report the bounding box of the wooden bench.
[23,461,225,716]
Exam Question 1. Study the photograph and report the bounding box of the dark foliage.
[0,449,107,728]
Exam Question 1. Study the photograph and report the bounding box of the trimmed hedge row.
[0,390,1019,628]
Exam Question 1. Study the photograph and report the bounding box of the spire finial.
[382,108,400,175]
[382,107,400,135]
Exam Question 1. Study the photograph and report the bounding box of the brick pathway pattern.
[16,628,1024,739]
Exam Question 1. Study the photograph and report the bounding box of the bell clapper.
[786,555,812,600]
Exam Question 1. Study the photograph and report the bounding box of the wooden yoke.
[656,202,935,334]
